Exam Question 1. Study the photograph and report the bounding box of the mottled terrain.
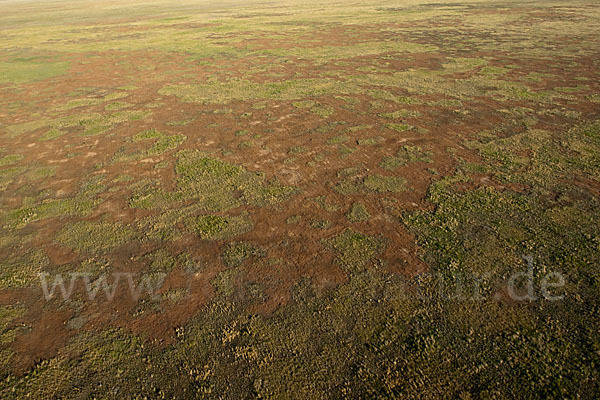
[0,0,599,398]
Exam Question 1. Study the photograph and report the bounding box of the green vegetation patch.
[327,135,349,145]
[333,168,406,195]
[74,110,149,137]
[480,66,509,75]
[221,242,265,268]
[4,176,103,229]
[0,60,70,84]
[380,145,433,170]
[364,175,407,193]
[357,136,383,146]
[56,92,129,111]
[159,78,360,104]
[311,220,331,230]
[312,195,339,212]
[333,176,365,195]
[0,167,25,191]
[6,119,51,137]
[380,110,421,119]
[166,118,194,126]
[8,110,150,139]
[23,166,56,181]
[0,249,49,290]
[105,102,131,111]
[55,221,136,254]
[38,129,65,141]
[136,204,201,242]
[148,135,186,156]
[211,269,239,298]
[264,40,436,65]
[187,213,253,240]
[56,98,101,111]
[0,154,24,167]
[132,129,186,156]
[291,100,315,109]
[346,202,371,223]
[324,229,384,271]
[310,105,335,118]
[385,123,413,133]
[147,248,177,273]
[133,129,164,141]
[0,305,26,345]
[406,119,600,298]
[334,170,406,195]
[288,146,306,154]
[0,304,27,375]
[131,150,296,212]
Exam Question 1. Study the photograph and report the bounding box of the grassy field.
[0,0,599,397]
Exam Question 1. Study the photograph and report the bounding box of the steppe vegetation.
[0,0,599,397]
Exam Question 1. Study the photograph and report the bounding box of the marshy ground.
[0,0,599,397]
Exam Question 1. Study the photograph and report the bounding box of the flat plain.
[0,0,599,398]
